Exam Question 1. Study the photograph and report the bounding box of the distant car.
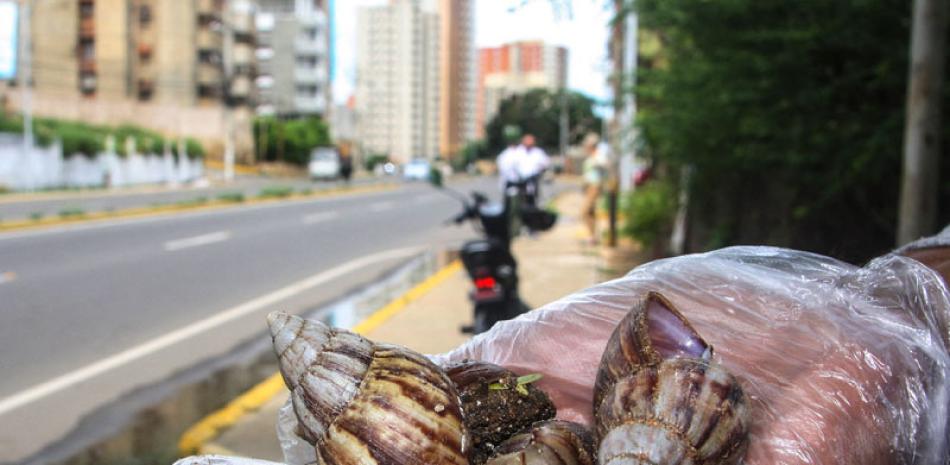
[309,147,340,180]
[402,158,431,181]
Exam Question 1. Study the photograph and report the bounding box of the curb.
[0,183,397,234]
[177,259,463,456]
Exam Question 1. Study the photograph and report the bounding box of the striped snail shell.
[594,291,712,414]
[593,293,750,465]
[485,420,596,465]
[595,358,750,465]
[268,312,469,465]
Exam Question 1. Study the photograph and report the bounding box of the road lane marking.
[301,211,340,225]
[0,246,423,416]
[0,271,16,284]
[369,201,394,212]
[164,231,231,251]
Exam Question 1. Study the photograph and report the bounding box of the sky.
[330,0,613,107]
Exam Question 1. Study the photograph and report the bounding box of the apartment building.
[255,0,330,117]
[476,41,568,137]
[2,0,257,161]
[438,0,475,159]
[355,0,439,164]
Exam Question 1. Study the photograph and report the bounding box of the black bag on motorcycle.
[520,205,557,232]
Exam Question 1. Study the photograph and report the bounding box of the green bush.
[363,154,389,171]
[622,180,677,249]
[254,116,331,166]
[58,207,86,218]
[185,138,205,159]
[216,192,245,203]
[258,185,294,199]
[30,212,44,221]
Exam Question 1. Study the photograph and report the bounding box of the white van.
[308,147,340,180]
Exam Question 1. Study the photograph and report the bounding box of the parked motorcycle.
[431,171,556,334]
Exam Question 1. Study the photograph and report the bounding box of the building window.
[302,27,318,41]
[256,47,274,60]
[295,56,317,67]
[296,84,317,97]
[256,75,274,89]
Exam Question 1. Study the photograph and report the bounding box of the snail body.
[268,312,469,465]
[594,292,750,465]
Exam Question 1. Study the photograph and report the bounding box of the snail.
[593,292,750,465]
[268,312,469,465]
[485,420,597,465]
[446,360,557,464]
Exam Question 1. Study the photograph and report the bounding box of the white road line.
[164,231,231,251]
[0,246,422,415]
[0,271,16,284]
[369,201,395,212]
[301,211,340,225]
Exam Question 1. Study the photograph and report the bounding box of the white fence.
[0,134,204,191]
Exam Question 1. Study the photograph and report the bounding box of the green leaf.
[515,384,529,396]
[516,374,543,385]
[488,382,507,390]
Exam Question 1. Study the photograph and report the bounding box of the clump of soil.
[446,360,557,465]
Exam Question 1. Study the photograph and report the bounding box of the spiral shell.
[594,291,711,413]
[268,312,469,465]
[593,292,749,465]
[595,358,750,465]
[486,421,596,465]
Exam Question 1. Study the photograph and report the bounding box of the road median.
[0,183,397,234]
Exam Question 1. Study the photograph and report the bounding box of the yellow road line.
[177,259,463,456]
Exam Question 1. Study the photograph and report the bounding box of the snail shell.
[593,292,749,465]
[594,291,712,414]
[268,312,469,465]
[595,358,750,465]
[486,420,596,465]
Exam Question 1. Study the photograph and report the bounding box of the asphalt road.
[0,175,385,221]
[0,176,548,463]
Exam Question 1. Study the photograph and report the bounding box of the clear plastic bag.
[430,246,950,465]
[270,246,950,464]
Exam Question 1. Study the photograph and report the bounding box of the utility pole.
[898,0,947,245]
[221,1,235,182]
[19,0,32,157]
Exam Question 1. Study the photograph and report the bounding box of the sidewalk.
[190,189,603,461]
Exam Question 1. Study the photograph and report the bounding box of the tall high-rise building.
[255,0,330,117]
[476,41,568,137]
[355,0,440,164]
[438,0,475,159]
[1,0,257,161]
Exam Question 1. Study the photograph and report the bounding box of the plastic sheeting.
[187,246,950,465]
[433,247,950,464]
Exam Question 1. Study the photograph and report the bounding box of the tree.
[483,89,602,157]
[628,0,950,263]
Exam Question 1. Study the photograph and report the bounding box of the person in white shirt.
[513,134,550,206]
[496,126,523,190]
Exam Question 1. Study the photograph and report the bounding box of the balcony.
[79,17,95,39]
[137,42,153,60]
[232,44,253,67]
[196,63,222,85]
[196,0,221,18]
[295,95,326,115]
[294,38,325,57]
[229,75,252,98]
[196,28,222,51]
[294,67,326,84]
[79,59,96,73]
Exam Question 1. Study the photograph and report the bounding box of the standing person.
[581,133,607,244]
[339,152,353,183]
[496,125,523,191]
[514,133,550,206]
